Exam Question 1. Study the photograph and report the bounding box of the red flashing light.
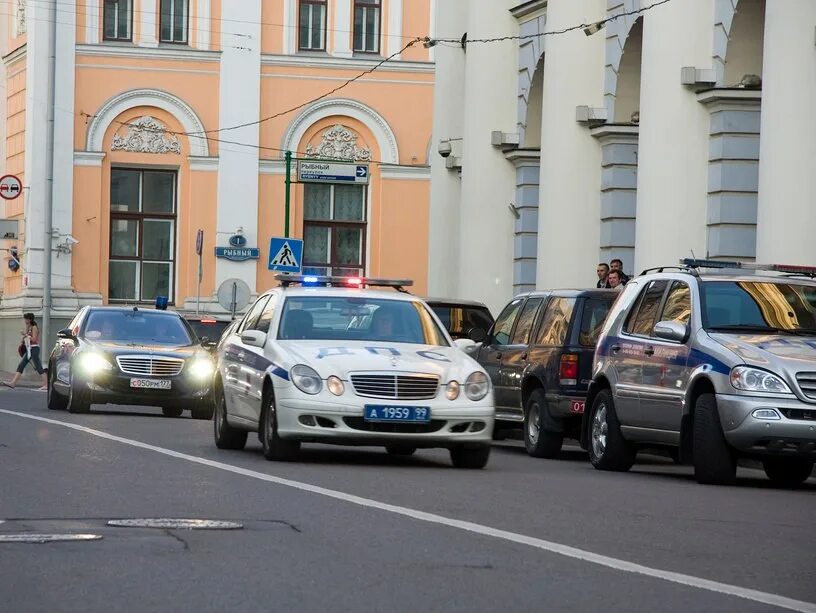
[200,319,217,324]
[346,277,363,287]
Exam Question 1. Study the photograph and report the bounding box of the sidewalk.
[0,370,46,389]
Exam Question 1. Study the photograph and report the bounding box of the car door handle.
[644,346,655,357]
[610,345,621,353]
[521,352,528,360]
[494,352,503,360]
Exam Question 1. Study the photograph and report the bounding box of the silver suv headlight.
[464,372,489,401]
[730,366,791,394]
[291,364,322,395]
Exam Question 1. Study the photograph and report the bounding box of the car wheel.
[693,393,737,485]
[67,376,91,414]
[260,394,299,461]
[47,366,68,411]
[191,400,214,420]
[213,390,247,450]
[762,457,814,487]
[385,445,416,456]
[162,407,184,418]
[588,389,635,471]
[524,389,563,459]
[449,445,490,469]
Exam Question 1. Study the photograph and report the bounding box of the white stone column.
[387,0,403,58]
[633,0,712,272]
[457,0,517,315]
[537,0,605,289]
[427,0,466,298]
[86,0,99,44]
[215,2,262,294]
[139,0,159,47]
[755,0,816,265]
[333,0,353,57]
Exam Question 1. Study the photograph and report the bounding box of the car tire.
[260,394,299,461]
[47,366,68,411]
[162,407,184,418]
[67,376,91,414]
[693,393,737,485]
[524,389,563,459]
[213,390,247,450]
[588,389,635,471]
[191,400,214,421]
[385,445,416,456]
[450,445,490,469]
[762,457,814,488]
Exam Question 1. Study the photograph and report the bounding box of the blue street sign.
[268,237,303,274]
[215,247,260,261]
[297,161,370,185]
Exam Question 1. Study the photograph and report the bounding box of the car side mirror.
[467,327,487,343]
[654,321,689,343]
[57,328,76,342]
[240,330,267,348]
[454,338,477,352]
[200,336,217,350]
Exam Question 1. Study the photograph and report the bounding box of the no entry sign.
[0,175,22,200]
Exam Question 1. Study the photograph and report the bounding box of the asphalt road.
[1,390,814,613]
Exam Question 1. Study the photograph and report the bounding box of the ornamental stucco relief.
[111,116,181,155]
[305,124,372,162]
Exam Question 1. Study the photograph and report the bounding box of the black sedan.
[46,307,215,419]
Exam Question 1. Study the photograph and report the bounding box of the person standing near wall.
[2,313,48,390]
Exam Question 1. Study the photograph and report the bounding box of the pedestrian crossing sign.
[268,237,303,274]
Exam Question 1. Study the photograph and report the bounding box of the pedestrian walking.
[596,263,610,288]
[2,313,48,390]
[610,259,630,285]
[608,270,624,291]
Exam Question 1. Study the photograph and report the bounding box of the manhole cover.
[106,519,243,530]
[0,534,103,544]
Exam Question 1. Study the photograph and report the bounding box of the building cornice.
[261,53,434,74]
[590,124,640,143]
[511,0,548,21]
[73,151,106,166]
[189,156,219,171]
[76,44,221,63]
[2,44,27,67]
[380,165,430,181]
[697,88,762,110]
[503,148,541,166]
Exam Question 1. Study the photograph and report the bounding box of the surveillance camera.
[437,140,452,158]
[65,235,79,245]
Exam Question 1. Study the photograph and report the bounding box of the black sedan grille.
[116,356,184,377]
[350,374,439,400]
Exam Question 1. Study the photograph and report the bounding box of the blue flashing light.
[155,295,169,310]
[302,275,319,285]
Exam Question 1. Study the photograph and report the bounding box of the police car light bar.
[680,259,816,277]
[275,274,414,290]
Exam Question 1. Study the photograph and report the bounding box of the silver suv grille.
[116,356,184,377]
[350,374,440,400]
[795,372,816,401]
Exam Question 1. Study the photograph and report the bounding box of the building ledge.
[504,148,541,164]
[511,0,548,20]
[261,54,434,73]
[590,124,639,142]
[697,88,762,107]
[2,44,26,66]
[76,44,221,63]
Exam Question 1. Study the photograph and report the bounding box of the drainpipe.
[42,0,57,346]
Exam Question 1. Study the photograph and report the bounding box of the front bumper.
[71,371,211,408]
[717,393,816,457]
[276,397,494,448]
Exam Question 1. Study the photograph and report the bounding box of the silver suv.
[581,259,816,486]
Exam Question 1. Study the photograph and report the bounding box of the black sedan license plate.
[130,378,171,390]
[363,405,431,423]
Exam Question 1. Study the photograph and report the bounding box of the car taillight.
[559,354,578,386]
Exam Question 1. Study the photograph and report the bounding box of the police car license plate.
[364,405,431,423]
[130,378,171,390]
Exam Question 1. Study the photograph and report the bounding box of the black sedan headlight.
[187,357,215,381]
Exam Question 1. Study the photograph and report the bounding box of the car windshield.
[701,280,816,333]
[578,297,615,347]
[278,296,449,346]
[429,304,494,339]
[83,310,193,346]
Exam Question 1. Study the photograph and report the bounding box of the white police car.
[212,275,495,468]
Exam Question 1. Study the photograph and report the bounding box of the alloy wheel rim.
[591,404,608,459]
[527,403,540,445]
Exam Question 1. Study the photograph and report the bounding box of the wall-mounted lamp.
[584,21,605,36]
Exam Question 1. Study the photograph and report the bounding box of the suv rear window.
[535,297,576,346]
[186,318,230,341]
[578,298,615,347]
[429,304,494,340]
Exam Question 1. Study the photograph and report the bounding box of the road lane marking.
[2,408,814,613]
